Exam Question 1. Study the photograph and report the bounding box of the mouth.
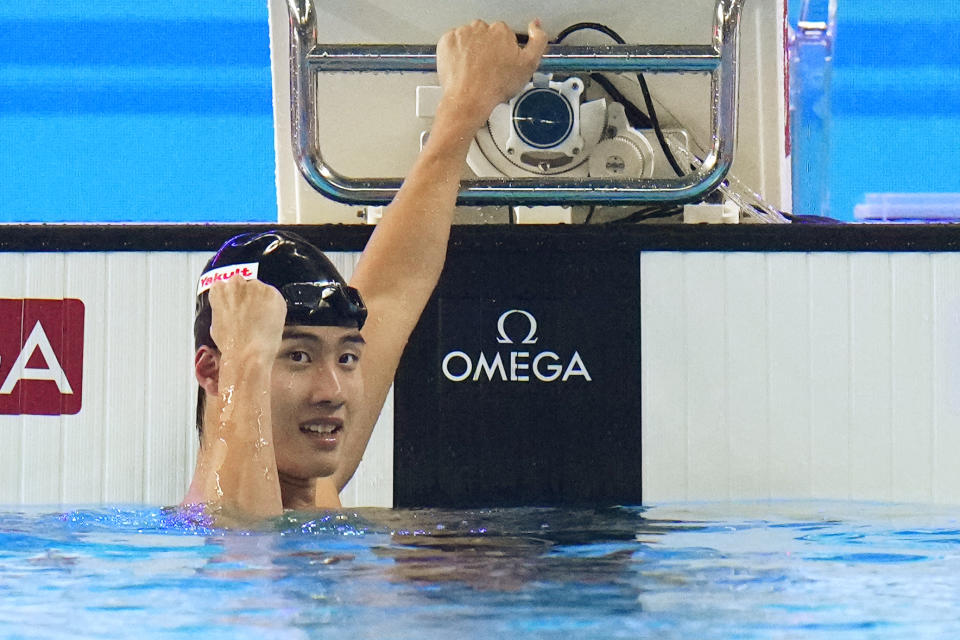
[299,418,343,450]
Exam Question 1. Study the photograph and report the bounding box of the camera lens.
[512,88,574,149]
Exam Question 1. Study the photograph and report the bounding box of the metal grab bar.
[288,0,745,206]
[308,44,722,73]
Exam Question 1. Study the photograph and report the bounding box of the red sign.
[0,299,85,416]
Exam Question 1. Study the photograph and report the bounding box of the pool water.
[2,502,960,639]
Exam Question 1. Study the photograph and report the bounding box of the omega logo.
[442,308,591,383]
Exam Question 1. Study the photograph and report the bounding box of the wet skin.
[185,19,548,520]
[271,326,365,497]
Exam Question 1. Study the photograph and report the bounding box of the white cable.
[665,137,790,224]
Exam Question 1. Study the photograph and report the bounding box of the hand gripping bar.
[287,0,745,206]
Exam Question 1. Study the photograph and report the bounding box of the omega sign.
[442,309,591,383]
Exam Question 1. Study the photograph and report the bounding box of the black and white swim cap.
[194,230,367,349]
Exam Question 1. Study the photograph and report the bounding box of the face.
[269,325,365,481]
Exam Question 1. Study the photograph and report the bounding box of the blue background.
[1,1,958,222]
[0,1,275,222]
[812,1,960,220]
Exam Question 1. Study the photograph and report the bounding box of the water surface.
[2,502,960,639]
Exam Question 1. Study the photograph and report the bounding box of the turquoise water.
[3,502,960,638]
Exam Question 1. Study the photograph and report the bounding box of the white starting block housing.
[267,0,790,223]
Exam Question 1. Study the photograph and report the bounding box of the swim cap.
[194,230,367,349]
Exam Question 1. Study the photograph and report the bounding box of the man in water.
[182,19,548,520]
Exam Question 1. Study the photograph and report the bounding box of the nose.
[307,360,345,407]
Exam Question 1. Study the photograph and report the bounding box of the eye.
[287,350,312,364]
[339,352,359,367]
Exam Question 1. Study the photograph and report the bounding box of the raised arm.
[333,20,548,491]
[183,276,287,520]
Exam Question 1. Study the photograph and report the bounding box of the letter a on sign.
[0,299,85,416]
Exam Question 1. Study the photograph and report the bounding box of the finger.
[522,19,548,70]
[438,28,454,48]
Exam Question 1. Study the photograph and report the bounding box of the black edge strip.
[444,224,960,253]
[0,224,373,253]
[4,223,960,253]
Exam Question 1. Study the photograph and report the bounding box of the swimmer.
[182,19,548,520]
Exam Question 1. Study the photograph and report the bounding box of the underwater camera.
[468,71,686,181]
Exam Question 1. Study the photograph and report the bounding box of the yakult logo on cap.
[197,262,259,296]
[0,299,85,416]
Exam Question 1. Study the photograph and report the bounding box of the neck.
[278,472,317,510]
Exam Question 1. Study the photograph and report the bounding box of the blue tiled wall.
[1,1,957,222]
[824,0,960,219]
[0,1,274,222]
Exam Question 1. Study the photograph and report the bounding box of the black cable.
[552,22,686,177]
[554,22,625,46]
[584,206,596,224]
[637,74,686,177]
[554,22,842,224]
[778,210,843,224]
[607,205,684,224]
[587,74,653,129]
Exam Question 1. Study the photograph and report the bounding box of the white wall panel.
[641,253,687,501]
[0,249,392,508]
[139,253,210,505]
[766,254,811,498]
[808,254,852,500]
[102,252,147,502]
[890,254,934,502]
[61,253,108,504]
[724,254,769,500]
[849,255,894,500]
[932,257,960,503]
[642,252,960,505]
[683,253,729,499]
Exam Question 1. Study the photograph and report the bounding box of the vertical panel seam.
[101,253,111,503]
[807,253,814,498]
[846,255,853,501]
[931,255,939,503]
[722,254,730,501]
[764,254,772,500]
[18,260,26,504]
[888,253,895,502]
[143,253,153,505]
[59,252,67,506]
[682,254,690,501]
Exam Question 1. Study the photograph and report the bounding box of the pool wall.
[2,225,960,507]
[0,228,391,507]
[642,251,960,503]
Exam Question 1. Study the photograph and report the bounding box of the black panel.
[394,243,642,508]
[8,223,960,253]
[0,224,372,252]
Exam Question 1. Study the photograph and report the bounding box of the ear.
[194,346,220,396]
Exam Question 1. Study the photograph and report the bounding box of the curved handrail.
[289,0,745,206]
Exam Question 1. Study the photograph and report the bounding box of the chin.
[308,454,340,480]
[277,454,340,482]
